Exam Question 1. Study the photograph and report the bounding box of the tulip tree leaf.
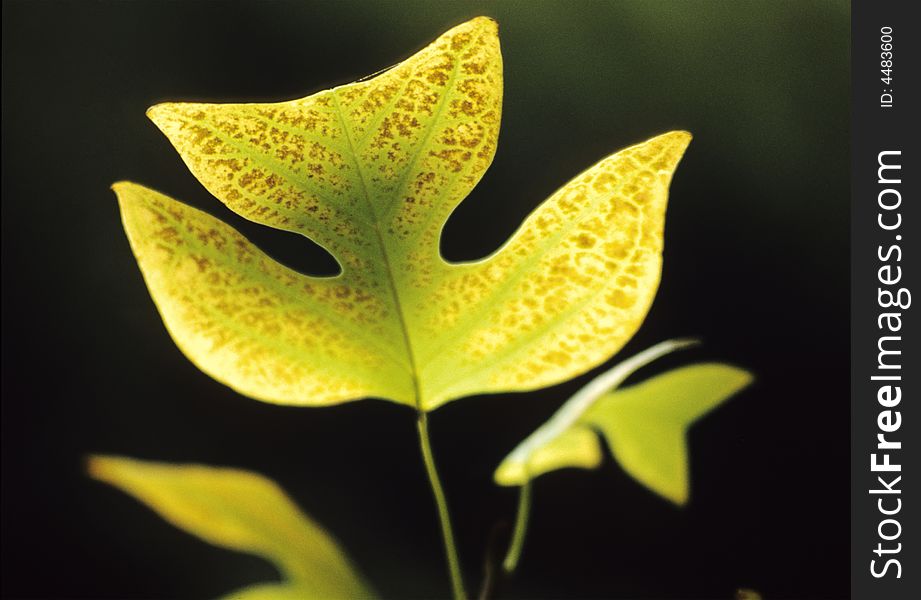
[88,455,376,599]
[584,363,752,504]
[495,359,752,505]
[116,16,691,410]
[221,583,321,600]
[493,339,696,486]
[523,427,604,479]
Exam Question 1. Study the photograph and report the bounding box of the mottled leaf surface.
[495,362,752,505]
[117,17,691,410]
[88,455,375,599]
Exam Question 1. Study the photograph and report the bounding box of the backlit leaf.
[495,354,752,505]
[493,427,603,487]
[116,16,691,410]
[584,363,752,504]
[494,339,695,485]
[221,583,317,600]
[88,455,375,598]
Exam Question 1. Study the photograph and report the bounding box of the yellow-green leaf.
[220,583,319,600]
[88,455,375,599]
[584,363,752,504]
[495,352,752,505]
[494,339,695,485]
[493,427,602,487]
[117,16,691,410]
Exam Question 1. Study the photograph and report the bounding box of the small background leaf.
[585,363,753,504]
[496,362,752,505]
[221,583,320,600]
[494,427,602,486]
[87,455,376,599]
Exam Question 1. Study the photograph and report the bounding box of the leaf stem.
[417,411,467,600]
[502,480,532,574]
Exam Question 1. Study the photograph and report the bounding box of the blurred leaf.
[116,16,690,410]
[88,455,376,599]
[220,583,321,600]
[584,363,753,504]
[496,354,752,505]
[495,339,695,485]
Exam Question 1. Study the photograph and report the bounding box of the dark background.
[1,1,849,598]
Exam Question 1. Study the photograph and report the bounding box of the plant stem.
[502,480,533,574]
[416,411,467,600]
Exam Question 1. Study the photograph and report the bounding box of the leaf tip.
[110,181,150,218]
[145,103,168,125]
[111,180,148,202]
[659,129,692,159]
[110,180,132,193]
[450,15,499,50]
[667,337,702,352]
[635,130,693,175]
[731,366,756,394]
[660,129,692,148]
[85,454,123,485]
[85,454,103,477]
[493,460,525,487]
[145,103,182,138]
[641,464,689,507]
[704,363,756,396]
[468,15,499,31]
[668,486,690,507]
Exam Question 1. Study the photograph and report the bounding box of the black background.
[2,1,849,598]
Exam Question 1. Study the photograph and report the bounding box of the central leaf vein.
[329,53,461,409]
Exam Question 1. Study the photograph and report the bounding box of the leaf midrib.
[330,54,461,411]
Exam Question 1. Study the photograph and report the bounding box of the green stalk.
[417,411,467,600]
[502,480,533,574]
